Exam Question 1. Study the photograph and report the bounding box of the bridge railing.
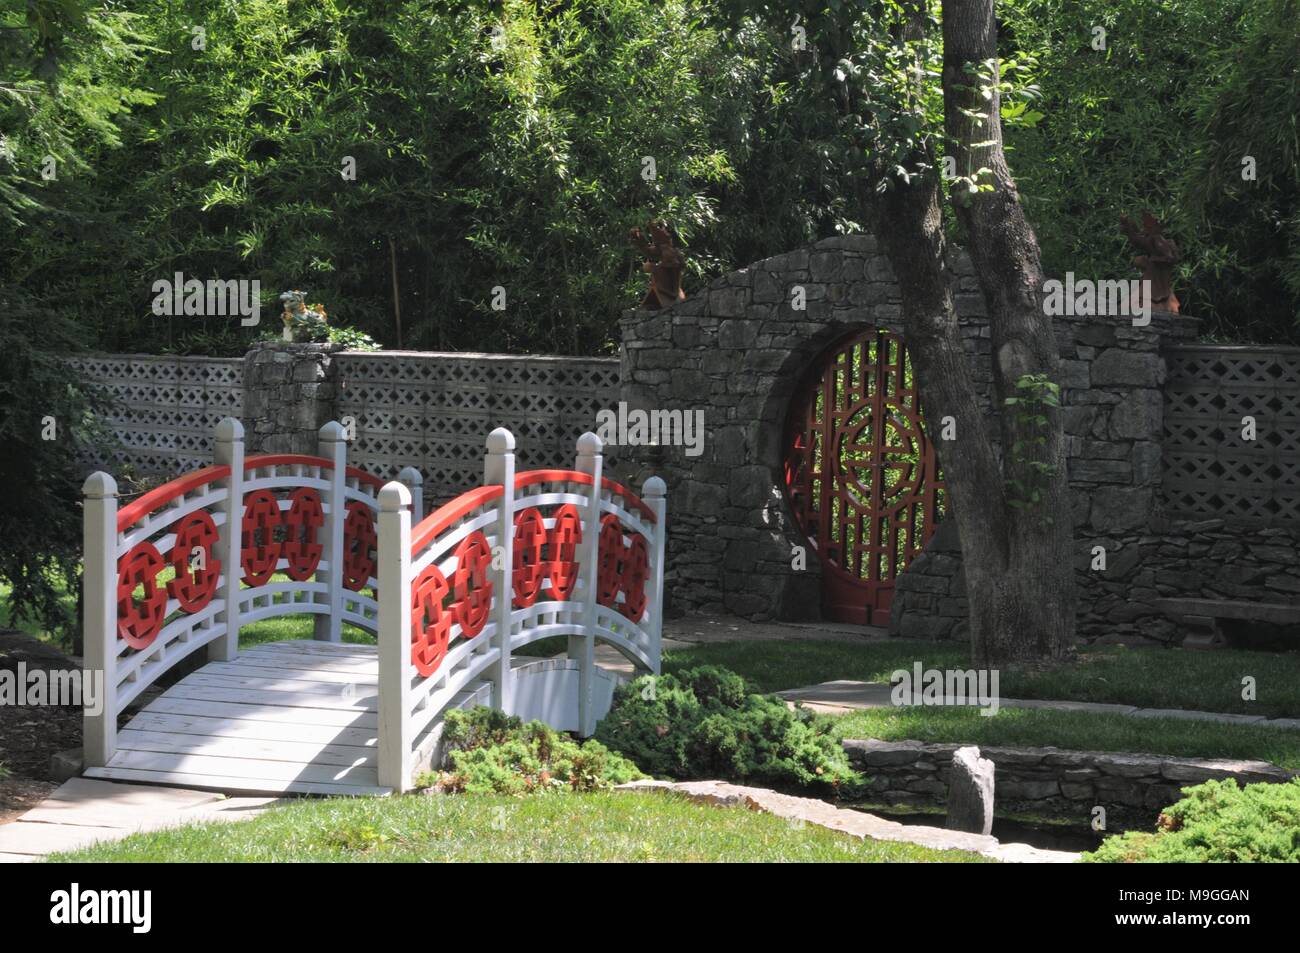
[81,417,416,768]
[376,429,666,791]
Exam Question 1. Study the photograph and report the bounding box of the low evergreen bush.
[417,707,644,796]
[594,665,862,796]
[1084,778,1300,863]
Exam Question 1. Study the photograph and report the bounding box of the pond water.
[853,806,1108,853]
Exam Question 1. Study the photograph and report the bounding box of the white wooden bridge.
[82,419,664,795]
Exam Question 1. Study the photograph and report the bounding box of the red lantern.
[512,507,547,607]
[117,543,168,649]
[453,530,493,637]
[167,511,221,612]
[547,504,582,601]
[241,490,282,586]
[282,488,324,581]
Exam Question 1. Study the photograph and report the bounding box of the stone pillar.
[242,341,342,453]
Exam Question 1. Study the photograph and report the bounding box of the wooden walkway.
[85,641,390,796]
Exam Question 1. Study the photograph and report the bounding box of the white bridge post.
[573,432,603,736]
[315,421,347,642]
[484,429,516,715]
[82,471,119,768]
[377,481,414,791]
[643,476,667,675]
[211,417,244,662]
[397,466,424,525]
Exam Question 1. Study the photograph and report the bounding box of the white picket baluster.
[82,471,119,768]
[397,466,424,524]
[643,475,667,675]
[484,428,516,714]
[573,432,603,736]
[315,421,347,642]
[377,481,413,791]
[211,417,244,661]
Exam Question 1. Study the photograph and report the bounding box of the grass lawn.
[661,639,1300,719]
[49,791,990,863]
[827,706,1300,770]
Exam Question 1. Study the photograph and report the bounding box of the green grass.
[49,791,990,863]
[662,639,1300,718]
[827,706,1300,771]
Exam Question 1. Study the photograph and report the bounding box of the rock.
[50,748,84,782]
[946,746,994,836]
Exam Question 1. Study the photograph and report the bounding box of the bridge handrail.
[81,417,417,770]
[376,429,667,790]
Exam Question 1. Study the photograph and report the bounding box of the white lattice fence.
[69,354,244,477]
[1163,345,1300,526]
[335,352,620,503]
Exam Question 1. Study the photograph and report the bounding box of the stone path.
[619,778,1078,863]
[776,679,1300,730]
[0,778,280,863]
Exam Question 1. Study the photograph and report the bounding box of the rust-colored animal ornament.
[1120,212,1181,314]
[629,222,686,310]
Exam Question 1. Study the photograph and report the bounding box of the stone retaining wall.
[844,738,1297,823]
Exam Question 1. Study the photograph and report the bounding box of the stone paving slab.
[619,778,1077,863]
[0,779,281,861]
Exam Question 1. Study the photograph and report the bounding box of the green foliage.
[1002,0,1300,342]
[1085,778,1300,863]
[594,665,862,796]
[1003,372,1061,516]
[417,706,645,796]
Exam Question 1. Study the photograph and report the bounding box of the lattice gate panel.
[1162,345,1300,527]
[69,355,245,478]
[335,353,620,502]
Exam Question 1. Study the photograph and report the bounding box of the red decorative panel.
[547,504,582,601]
[452,530,493,637]
[512,507,547,607]
[411,564,451,677]
[341,501,377,591]
[241,490,282,586]
[782,328,945,625]
[117,543,168,649]
[596,514,626,609]
[620,533,650,620]
[282,488,324,581]
[167,511,221,612]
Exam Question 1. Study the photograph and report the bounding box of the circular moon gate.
[783,328,945,625]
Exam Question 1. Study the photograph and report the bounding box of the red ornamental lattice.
[411,563,452,677]
[342,501,377,591]
[167,511,221,613]
[596,515,626,608]
[282,488,324,581]
[117,542,168,649]
[620,534,650,621]
[548,504,583,601]
[595,515,652,619]
[241,489,282,586]
[512,507,547,607]
[453,530,493,637]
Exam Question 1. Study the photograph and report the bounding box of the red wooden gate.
[782,328,944,625]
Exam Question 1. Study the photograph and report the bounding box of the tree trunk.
[874,0,1076,666]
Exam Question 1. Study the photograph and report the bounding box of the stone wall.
[618,234,1208,641]
[844,738,1298,825]
[243,341,343,454]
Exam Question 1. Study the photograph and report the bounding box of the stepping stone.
[777,680,895,709]
[1130,708,1265,725]
[1003,699,1139,716]
[18,778,221,829]
[0,821,124,855]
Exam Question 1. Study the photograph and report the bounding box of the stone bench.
[1153,597,1300,650]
